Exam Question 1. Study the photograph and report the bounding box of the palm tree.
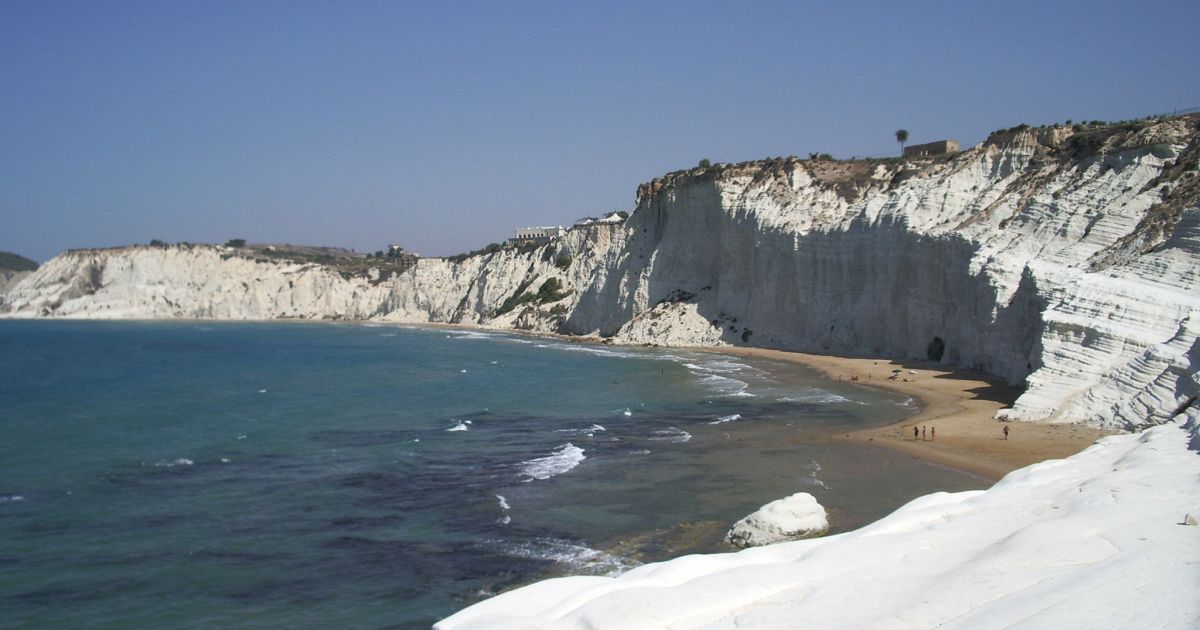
[896,129,909,156]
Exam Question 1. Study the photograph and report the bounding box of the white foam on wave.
[496,494,510,511]
[0,495,25,503]
[709,413,742,425]
[683,358,748,374]
[447,421,469,432]
[556,424,608,437]
[519,443,586,481]
[447,330,500,341]
[150,458,194,468]
[649,427,692,443]
[781,389,852,404]
[696,374,754,397]
[798,460,831,490]
[499,537,633,576]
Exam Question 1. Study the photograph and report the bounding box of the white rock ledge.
[726,492,829,548]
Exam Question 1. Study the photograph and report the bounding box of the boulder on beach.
[727,492,829,548]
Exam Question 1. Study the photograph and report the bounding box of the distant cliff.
[4,116,1199,432]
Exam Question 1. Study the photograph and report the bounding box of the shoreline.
[708,346,1116,480]
[4,318,1117,480]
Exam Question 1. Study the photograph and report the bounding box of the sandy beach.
[710,346,1116,480]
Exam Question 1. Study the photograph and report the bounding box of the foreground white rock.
[436,422,1200,630]
[726,492,829,548]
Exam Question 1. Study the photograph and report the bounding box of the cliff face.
[4,117,1198,432]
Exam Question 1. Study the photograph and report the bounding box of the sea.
[0,320,986,628]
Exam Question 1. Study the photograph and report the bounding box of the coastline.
[709,346,1116,480]
[2,318,1116,480]
[392,321,1118,481]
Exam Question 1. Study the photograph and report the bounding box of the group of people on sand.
[909,424,1011,441]
[912,425,935,441]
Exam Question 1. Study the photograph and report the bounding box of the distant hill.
[0,251,38,272]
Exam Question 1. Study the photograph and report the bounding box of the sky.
[3,1,1199,262]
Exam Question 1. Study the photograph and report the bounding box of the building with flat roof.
[509,226,566,245]
[904,139,960,158]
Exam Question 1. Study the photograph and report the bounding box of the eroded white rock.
[727,492,829,548]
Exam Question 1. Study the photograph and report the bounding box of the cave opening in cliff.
[926,336,946,361]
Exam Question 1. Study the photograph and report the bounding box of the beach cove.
[0,320,1004,628]
[713,347,1116,480]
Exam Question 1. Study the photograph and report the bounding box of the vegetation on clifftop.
[0,251,38,272]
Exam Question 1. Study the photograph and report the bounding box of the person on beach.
[1004,425,1010,440]
[931,426,935,441]
[913,426,919,440]
[921,426,926,440]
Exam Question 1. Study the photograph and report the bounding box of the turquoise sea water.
[0,321,984,628]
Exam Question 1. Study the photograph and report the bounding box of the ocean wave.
[499,537,633,576]
[683,358,748,374]
[447,421,469,432]
[696,374,754,397]
[781,390,851,404]
[798,460,830,490]
[149,458,194,468]
[649,427,692,443]
[709,413,742,425]
[556,424,608,437]
[519,443,586,481]
[496,495,510,511]
[0,495,25,503]
[446,330,500,340]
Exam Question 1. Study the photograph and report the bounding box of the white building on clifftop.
[510,226,566,244]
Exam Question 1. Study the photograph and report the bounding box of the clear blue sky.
[3,1,1198,262]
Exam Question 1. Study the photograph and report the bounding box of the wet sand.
[707,347,1116,481]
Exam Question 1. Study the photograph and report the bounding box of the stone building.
[903,139,960,158]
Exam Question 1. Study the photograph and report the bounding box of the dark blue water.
[0,321,984,628]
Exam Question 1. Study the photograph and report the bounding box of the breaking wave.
[498,537,633,576]
[797,460,830,490]
[649,427,692,443]
[781,389,851,404]
[519,443,586,480]
[709,413,742,425]
[149,458,194,468]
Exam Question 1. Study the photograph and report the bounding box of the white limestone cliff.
[4,116,1199,432]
